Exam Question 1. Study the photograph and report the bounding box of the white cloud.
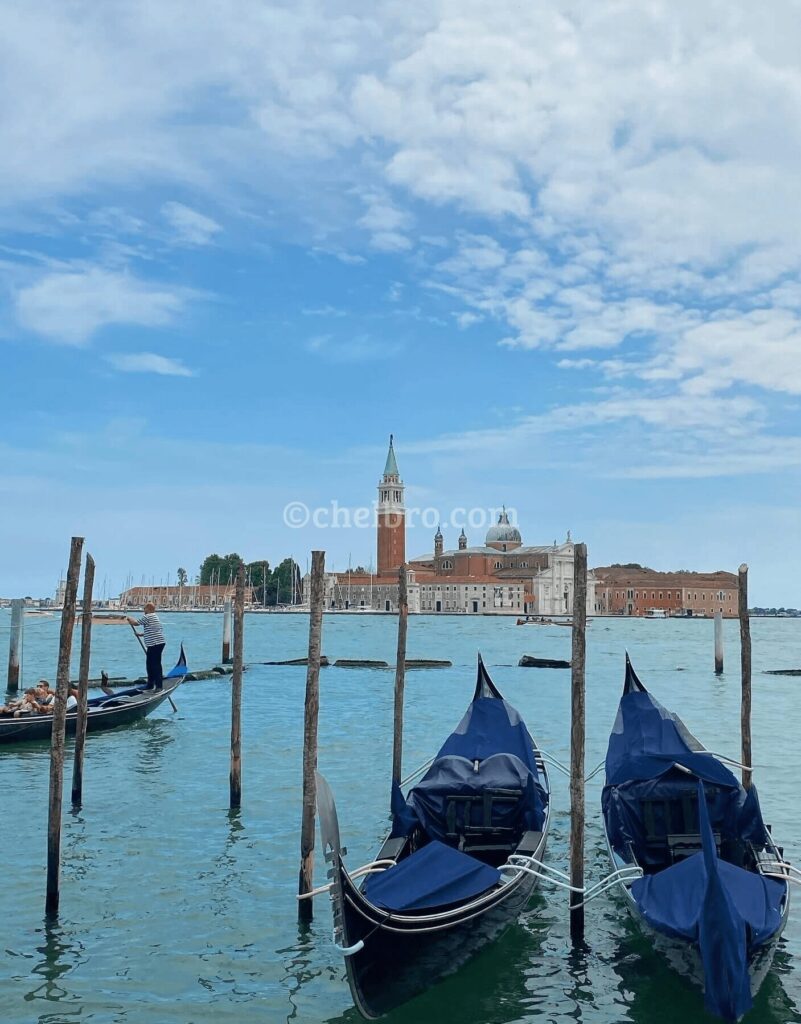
[306,332,402,362]
[107,352,194,376]
[15,267,190,344]
[161,201,221,246]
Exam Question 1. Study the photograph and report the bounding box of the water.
[1,611,800,1024]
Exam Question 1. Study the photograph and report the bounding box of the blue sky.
[2,1,800,603]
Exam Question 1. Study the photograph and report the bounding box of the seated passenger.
[66,687,80,711]
[6,688,43,717]
[36,681,55,706]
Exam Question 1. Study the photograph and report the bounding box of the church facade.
[303,437,595,616]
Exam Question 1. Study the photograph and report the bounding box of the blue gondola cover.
[393,692,547,842]
[363,840,501,911]
[602,660,766,864]
[631,783,785,1021]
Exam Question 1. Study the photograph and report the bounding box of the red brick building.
[594,566,738,617]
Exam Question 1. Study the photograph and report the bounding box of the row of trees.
[181,553,303,606]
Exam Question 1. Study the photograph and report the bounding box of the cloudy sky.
[2,0,799,602]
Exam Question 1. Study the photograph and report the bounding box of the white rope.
[584,759,605,783]
[702,751,756,773]
[400,757,434,787]
[536,748,571,777]
[296,859,397,900]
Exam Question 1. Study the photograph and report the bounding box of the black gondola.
[0,646,188,746]
[601,655,791,1021]
[316,655,551,1019]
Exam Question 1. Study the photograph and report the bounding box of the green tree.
[176,567,188,587]
[199,553,244,585]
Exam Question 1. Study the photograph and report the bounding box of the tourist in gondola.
[36,680,54,706]
[127,602,166,690]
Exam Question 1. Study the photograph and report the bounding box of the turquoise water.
[1,611,800,1024]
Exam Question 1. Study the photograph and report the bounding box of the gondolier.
[127,603,166,690]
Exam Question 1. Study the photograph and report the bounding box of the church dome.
[485,509,522,548]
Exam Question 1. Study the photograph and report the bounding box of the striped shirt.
[136,613,165,647]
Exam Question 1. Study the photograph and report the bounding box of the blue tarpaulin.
[363,840,501,911]
[631,782,785,1021]
[602,658,766,864]
[392,676,547,842]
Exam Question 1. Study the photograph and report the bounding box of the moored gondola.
[601,655,791,1021]
[0,646,188,746]
[315,655,551,1019]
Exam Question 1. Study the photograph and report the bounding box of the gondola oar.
[128,622,177,712]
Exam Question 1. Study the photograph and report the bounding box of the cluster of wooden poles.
[9,539,753,939]
[294,546,755,943]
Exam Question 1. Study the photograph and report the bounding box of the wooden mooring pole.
[222,598,233,665]
[229,565,245,809]
[7,598,23,692]
[71,554,95,808]
[391,565,408,794]
[714,610,724,675]
[569,542,587,944]
[739,564,752,790]
[46,536,83,916]
[298,550,325,923]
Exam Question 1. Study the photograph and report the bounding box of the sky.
[1,0,800,604]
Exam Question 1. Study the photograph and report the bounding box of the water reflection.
[132,717,176,776]
[23,919,85,1018]
[610,931,801,1024]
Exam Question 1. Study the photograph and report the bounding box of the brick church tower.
[376,435,405,576]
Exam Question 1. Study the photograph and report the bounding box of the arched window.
[441,559,453,569]
[494,561,502,569]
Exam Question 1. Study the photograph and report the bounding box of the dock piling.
[46,536,83,916]
[298,550,325,923]
[71,554,95,808]
[739,564,752,790]
[7,598,23,692]
[569,542,587,944]
[391,565,408,794]
[229,565,245,809]
[714,610,724,675]
[222,598,233,665]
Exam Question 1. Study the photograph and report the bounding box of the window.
[520,561,528,568]
[494,561,502,569]
[441,559,453,569]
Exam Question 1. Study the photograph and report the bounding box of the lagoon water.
[1,610,801,1024]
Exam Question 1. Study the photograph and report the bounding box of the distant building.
[303,437,595,615]
[593,566,738,617]
[120,585,256,610]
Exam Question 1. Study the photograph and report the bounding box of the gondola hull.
[0,683,180,745]
[339,823,548,1018]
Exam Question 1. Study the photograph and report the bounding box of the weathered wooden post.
[7,598,23,692]
[714,610,724,675]
[298,550,325,923]
[46,536,83,916]
[569,542,587,943]
[222,598,233,665]
[71,553,95,808]
[739,564,752,790]
[229,564,245,809]
[391,564,408,793]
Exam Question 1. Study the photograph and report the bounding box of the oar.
[128,622,178,712]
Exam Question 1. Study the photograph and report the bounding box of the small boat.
[24,609,54,618]
[601,655,791,1021]
[0,647,188,745]
[316,655,551,1018]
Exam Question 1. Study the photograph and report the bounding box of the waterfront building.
[303,437,595,616]
[593,566,738,617]
[120,584,257,610]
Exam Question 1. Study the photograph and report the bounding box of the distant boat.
[644,608,668,618]
[516,616,578,627]
[24,610,53,618]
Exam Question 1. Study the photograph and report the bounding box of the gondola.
[0,646,188,746]
[316,655,551,1019]
[601,655,791,1021]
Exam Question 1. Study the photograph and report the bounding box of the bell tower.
[434,525,443,558]
[376,435,406,576]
